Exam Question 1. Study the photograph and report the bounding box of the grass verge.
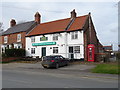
[91,63,120,74]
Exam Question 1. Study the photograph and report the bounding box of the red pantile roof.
[27,15,88,36]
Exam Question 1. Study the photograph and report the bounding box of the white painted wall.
[26,31,84,59]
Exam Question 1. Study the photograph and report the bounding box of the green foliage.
[91,64,120,74]
[3,48,25,57]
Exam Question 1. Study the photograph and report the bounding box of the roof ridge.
[40,14,88,25]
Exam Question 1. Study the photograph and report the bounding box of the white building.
[26,10,102,61]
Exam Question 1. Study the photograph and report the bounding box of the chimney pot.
[10,19,16,27]
[34,12,41,24]
[70,9,77,19]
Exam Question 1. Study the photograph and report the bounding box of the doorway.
[41,47,46,56]
[69,46,74,59]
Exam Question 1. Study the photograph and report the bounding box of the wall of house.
[2,32,26,49]
[26,31,84,59]
[84,16,102,62]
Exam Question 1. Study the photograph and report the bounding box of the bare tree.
[0,22,4,33]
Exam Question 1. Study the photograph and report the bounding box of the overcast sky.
[0,0,119,50]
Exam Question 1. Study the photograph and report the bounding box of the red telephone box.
[88,44,95,62]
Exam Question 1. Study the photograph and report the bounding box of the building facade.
[26,10,103,61]
[1,12,40,52]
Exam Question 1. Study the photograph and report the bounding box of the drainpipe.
[65,32,68,58]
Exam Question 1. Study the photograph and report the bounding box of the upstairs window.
[4,36,8,43]
[53,34,58,41]
[17,34,21,42]
[31,37,35,42]
[71,31,78,39]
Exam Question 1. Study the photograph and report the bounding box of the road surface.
[2,63,118,88]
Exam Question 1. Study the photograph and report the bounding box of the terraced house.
[26,9,103,61]
[1,12,40,52]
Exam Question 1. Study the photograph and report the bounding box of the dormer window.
[17,34,21,42]
[4,36,8,43]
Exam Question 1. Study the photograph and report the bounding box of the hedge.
[3,48,25,58]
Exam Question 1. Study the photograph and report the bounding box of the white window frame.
[53,34,58,41]
[17,34,21,42]
[74,46,80,53]
[53,47,58,54]
[31,48,35,54]
[4,36,8,43]
[31,37,35,42]
[71,31,78,39]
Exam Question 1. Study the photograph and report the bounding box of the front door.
[41,47,46,56]
[69,46,74,59]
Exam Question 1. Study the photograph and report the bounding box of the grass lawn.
[91,63,120,74]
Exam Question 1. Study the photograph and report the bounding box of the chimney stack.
[34,12,41,24]
[70,9,77,19]
[10,19,16,27]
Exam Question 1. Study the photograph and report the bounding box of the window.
[31,37,35,42]
[71,31,78,39]
[4,36,8,43]
[53,34,58,40]
[53,47,58,53]
[74,46,80,53]
[18,46,21,49]
[31,48,35,54]
[17,34,21,42]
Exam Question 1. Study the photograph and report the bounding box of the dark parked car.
[41,55,69,69]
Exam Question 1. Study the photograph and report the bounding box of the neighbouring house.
[103,45,113,52]
[1,12,41,53]
[103,45,113,58]
[26,9,103,62]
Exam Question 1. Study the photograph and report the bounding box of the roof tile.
[27,15,88,36]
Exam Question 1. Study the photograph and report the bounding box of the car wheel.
[55,63,59,69]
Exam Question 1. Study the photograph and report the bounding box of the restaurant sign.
[32,42,56,46]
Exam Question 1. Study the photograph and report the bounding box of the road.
[2,63,118,88]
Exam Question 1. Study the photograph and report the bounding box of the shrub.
[3,48,25,57]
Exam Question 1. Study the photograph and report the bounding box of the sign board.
[32,42,56,46]
[40,36,48,41]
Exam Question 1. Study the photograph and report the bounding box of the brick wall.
[2,32,26,49]
[84,16,102,62]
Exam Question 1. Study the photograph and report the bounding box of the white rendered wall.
[26,31,84,59]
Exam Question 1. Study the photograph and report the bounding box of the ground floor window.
[74,46,80,53]
[31,48,35,54]
[53,47,58,53]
